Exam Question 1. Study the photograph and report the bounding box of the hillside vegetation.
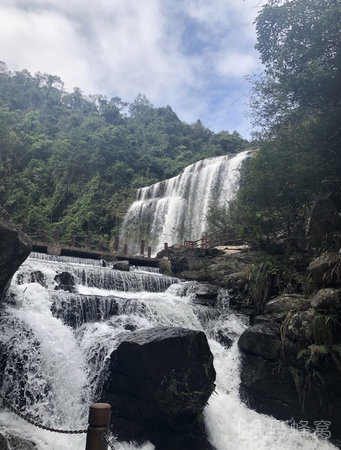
[207,0,341,243]
[0,66,246,246]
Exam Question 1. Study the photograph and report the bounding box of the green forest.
[0,68,247,247]
[208,0,341,243]
[0,0,340,248]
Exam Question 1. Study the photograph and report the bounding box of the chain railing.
[0,391,116,449]
[0,391,87,434]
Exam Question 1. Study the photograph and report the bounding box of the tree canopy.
[208,0,341,242]
[0,64,247,246]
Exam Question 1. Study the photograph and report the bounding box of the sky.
[0,0,266,138]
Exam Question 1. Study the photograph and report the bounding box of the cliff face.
[0,206,31,299]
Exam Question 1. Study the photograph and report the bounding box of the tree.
[252,0,341,134]
[235,0,341,241]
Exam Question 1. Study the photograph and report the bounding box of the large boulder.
[306,190,341,247]
[0,207,31,299]
[238,322,281,360]
[308,252,341,287]
[167,248,223,276]
[174,281,220,306]
[311,288,341,311]
[112,260,130,271]
[264,294,309,317]
[54,271,76,293]
[239,308,341,442]
[102,327,216,449]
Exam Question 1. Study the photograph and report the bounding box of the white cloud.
[215,52,259,78]
[0,0,265,138]
[0,6,95,91]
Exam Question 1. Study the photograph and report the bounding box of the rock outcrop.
[308,252,341,287]
[174,281,220,306]
[306,190,341,247]
[112,260,130,271]
[239,293,341,442]
[0,207,31,299]
[54,271,76,293]
[102,327,216,449]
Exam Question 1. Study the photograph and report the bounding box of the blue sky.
[0,0,265,138]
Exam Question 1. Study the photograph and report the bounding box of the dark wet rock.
[51,295,121,328]
[178,282,220,306]
[239,354,301,420]
[311,288,341,311]
[238,322,281,360]
[190,283,219,305]
[239,351,341,442]
[0,206,31,299]
[308,252,341,287]
[167,248,223,276]
[112,260,130,271]
[264,294,310,322]
[215,330,233,349]
[17,270,46,288]
[54,271,76,293]
[253,315,271,325]
[286,309,315,343]
[102,327,216,449]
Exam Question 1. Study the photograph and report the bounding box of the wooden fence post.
[140,240,145,256]
[123,244,128,256]
[85,402,111,450]
[164,242,168,257]
[148,246,151,258]
[71,236,76,247]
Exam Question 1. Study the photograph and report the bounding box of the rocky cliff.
[0,206,31,299]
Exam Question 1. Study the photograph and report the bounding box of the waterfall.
[120,151,251,255]
[0,253,336,450]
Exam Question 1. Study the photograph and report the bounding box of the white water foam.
[0,253,337,450]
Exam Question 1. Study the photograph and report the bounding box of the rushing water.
[0,253,336,450]
[120,151,251,255]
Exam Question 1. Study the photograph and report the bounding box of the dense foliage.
[0,65,246,246]
[207,0,341,242]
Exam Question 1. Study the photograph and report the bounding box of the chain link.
[103,432,116,450]
[0,391,87,434]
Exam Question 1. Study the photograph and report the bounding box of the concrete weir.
[32,241,160,267]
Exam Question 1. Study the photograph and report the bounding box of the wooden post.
[97,241,103,251]
[164,242,168,257]
[54,225,60,243]
[87,232,92,249]
[114,236,119,252]
[123,244,128,256]
[148,246,151,258]
[85,402,111,450]
[71,236,76,247]
[22,221,28,234]
[140,240,145,256]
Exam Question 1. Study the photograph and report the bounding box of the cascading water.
[119,151,250,255]
[0,253,336,450]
